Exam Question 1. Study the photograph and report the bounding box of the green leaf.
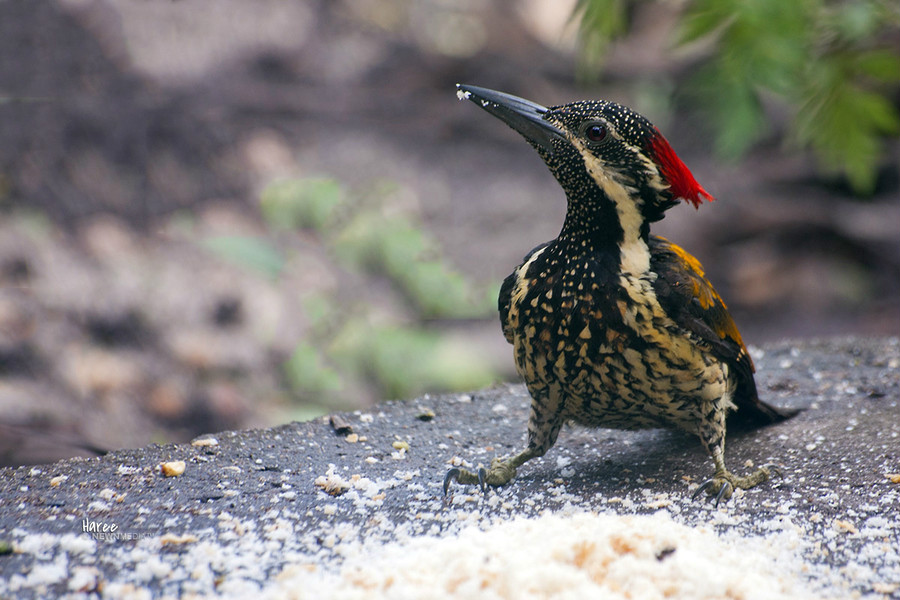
[829,1,882,42]
[284,405,330,423]
[855,88,900,134]
[260,178,342,231]
[203,235,284,279]
[792,66,899,194]
[330,213,382,267]
[679,0,736,44]
[284,342,342,394]
[363,327,495,399]
[378,220,428,275]
[715,78,767,159]
[403,263,469,317]
[302,294,335,333]
[855,50,900,83]
[686,64,767,160]
[572,0,631,70]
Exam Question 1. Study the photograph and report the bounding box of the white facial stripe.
[601,131,668,194]
[635,149,668,194]
[570,137,650,276]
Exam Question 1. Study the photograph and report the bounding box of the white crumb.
[68,566,99,592]
[456,88,471,101]
[191,437,219,447]
[264,511,813,600]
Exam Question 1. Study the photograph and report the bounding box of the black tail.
[727,378,802,431]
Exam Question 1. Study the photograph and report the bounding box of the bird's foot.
[443,457,518,495]
[692,463,782,507]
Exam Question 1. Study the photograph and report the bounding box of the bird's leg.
[445,394,564,494]
[444,447,541,493]
[693,443,778,506]
[689,404,781,505]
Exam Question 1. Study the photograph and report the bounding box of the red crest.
[647,128,714,208]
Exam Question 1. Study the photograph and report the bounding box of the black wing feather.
[648,236,797,428]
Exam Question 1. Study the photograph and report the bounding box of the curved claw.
[714,481,733,507]
[691,479,734,507]
[761,463,783,479]
[443,468,460,496]
[443,467,488,496]
[691,479,717,501]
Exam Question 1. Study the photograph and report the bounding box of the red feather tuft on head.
[647,128,714,209]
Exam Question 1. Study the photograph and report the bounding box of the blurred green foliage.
[211,177,499,412]
[260,177,497,319]
[202,235,285,280]
[574,0,900,194]
[259,177,341,231]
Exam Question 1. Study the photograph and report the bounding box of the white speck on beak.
[456,89,471,101]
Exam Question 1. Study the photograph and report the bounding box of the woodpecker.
[446,84,796,503]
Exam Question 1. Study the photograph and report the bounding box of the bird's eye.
[584,122,607,144]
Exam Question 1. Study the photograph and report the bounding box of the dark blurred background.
[1,0,898,466]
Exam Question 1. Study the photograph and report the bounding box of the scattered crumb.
[159,533,198,546]
[886,473,900,484]
[643,497,672,509]
[392,440,409,451]
[67,565,99,593]
[49,476,68,487]
[314,465,351,496]
[191,437,219,447]
[456,88,471,101]
[160,461,186,477]
[345,433,359,444]
[832,519,858,535]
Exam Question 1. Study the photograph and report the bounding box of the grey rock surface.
[0,337,898,598]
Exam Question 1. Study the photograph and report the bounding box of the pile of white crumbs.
[264,511,812,600]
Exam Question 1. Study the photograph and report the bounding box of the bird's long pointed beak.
[457,84,565,154]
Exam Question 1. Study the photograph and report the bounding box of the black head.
[457,84,713,224]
